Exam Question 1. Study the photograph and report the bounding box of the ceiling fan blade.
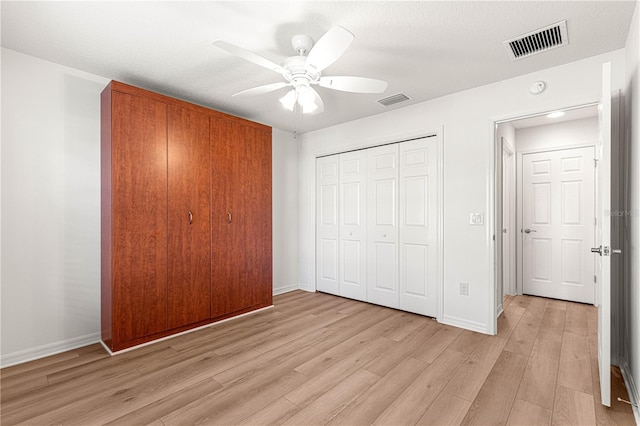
[308,87,325,115]
[305,26,354,72]
[213,40,287,75]
[233,82,290,97]
[318,76,388,93]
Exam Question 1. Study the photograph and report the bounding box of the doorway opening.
[494,103,599,315]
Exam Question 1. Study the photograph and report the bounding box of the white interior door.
[522,146,595,304]
[316,155,339,295]
[398,138,438,316]
[595,62,612,407]
[339,150,367,301]
[367,144,399,308]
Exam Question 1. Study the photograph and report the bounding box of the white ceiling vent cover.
[377,92,411,107]
[504,20,568,61]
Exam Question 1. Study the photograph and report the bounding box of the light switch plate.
[469,213,484,226]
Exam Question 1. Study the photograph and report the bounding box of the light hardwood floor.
[1,291,635,425]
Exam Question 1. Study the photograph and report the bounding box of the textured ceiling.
[1,1,635,133]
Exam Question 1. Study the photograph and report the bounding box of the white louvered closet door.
[339,150,368,301]
[316,155,340,295]
[366,144,400,308]
[399,138,438,317]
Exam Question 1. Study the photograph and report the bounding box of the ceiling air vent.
[377,92,411,107]
[503,20,568,61]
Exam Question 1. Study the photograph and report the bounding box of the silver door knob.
[591,246,602,255]
[613,249,622,254]
[524,228,537,233]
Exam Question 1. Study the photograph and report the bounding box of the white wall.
[299,50,626,334]
[515,116,599,152]
[0,48,298,366]
[1,48,108,365]
[623,0,640,417]
[272,129,300,295]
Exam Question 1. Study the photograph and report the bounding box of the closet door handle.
[188,211,193,225]
[227,211,232,224]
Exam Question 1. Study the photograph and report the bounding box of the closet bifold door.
[339,151,367,301]
[366,144,400,308]
[316,155,340,295]
[399,138,438,317]
[211,117,272,318]
[110,91,168,345]
[167,106,211,329]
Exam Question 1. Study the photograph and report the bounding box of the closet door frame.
[313,131,443,321]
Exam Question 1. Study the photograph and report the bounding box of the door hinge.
[594,217,597,225]
[594,275,597,283]
[594,159,598,167]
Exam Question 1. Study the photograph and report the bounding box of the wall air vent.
[503,20,568,61]
[377,92,411,107]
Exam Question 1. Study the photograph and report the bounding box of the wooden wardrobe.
[101,81,272,352]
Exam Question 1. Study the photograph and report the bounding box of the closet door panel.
[111,91,168,343]
[339,151,367,301]
[241,124,273,308]
[211,118,272,318]
[367,144,399,308]
[316,155,340,295]
[167,106,211,329]
[399,138,438,316]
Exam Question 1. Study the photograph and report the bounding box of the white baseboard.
[298,285,316,293]
[440,315,489,334]
[0,332,101,368]
[106,305,274,356]
[273,284,300,296]
[619,359,640,424]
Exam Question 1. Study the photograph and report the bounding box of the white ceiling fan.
[213,26,388,114]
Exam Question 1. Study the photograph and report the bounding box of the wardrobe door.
[316,155,340,295]
[399,138,438,317]
[111,91,168,344]
[367,144,399,308]
[241,123,272,309]
[339,151,367,301]
[167,106,211,329]
[211,118,272,318]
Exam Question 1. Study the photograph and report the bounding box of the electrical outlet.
[460,282,469,296]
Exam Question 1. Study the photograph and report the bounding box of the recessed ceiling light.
[547,111,565,118]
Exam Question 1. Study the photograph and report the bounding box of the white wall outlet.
[469,213,484,226]
[460,282,469,296]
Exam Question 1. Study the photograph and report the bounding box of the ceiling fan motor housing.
[291,34,314,55]
[282,55,320,87]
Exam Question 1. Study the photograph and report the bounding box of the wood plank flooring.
[1,291,635,425]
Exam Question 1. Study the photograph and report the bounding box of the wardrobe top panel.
[103,80,271,134]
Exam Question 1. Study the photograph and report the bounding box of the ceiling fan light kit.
[213,26,388,115]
